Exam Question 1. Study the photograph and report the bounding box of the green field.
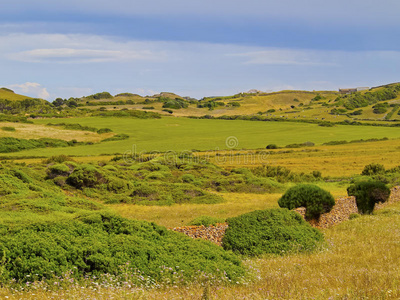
[7,116,398,157]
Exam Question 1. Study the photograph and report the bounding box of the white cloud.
[229,50,337,66]
[1,33,167,64]
[8,82,50,99]
[10,48,161,64]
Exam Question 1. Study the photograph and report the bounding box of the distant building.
[339,87,369,94]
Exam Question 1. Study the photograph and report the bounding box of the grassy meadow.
[0,116,396,158]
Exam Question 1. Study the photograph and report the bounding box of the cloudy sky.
[1,0,400,100]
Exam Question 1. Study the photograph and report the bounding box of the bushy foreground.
[0,212,245,284]
[222,208,324,256]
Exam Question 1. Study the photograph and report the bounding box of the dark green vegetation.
[0,137,86,153]
[1,126,16,132]
[222,208,324,256]
[47,122,113,134]
[278,184,335,219]
[341,85,400,110]
[51,156,283,205]
[0,160,245,284]
[347,181,391,214]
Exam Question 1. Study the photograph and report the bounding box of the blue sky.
[1,0,400,100]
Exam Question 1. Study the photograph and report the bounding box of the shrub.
[102,134,129,142]
[1,126,16,132]
[103,164,118,172]
[347,180,391,214]
[361,163,385,176]
[188,216,225,227]
[97,128,113,134]
[266,144,278,149]
[47,163,70,178]
[67,164,107,188]
[222,208,324,256]
[181,174,196,183]
[278,184,335,219]
[43,155,75,164]
[0,214,245,283]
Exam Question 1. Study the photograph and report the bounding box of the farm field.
[3,116,398,158]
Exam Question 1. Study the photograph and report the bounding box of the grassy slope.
[0,88,32,101]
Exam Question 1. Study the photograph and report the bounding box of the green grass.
[4,116,398,158]
[0,88,32,101]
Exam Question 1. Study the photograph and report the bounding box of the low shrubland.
[0,162,246,285]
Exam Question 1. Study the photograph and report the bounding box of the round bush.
[47,163,70,178]
[67,164,106,188]
[222,208,324,256]
[266,144,278,149]
[361,163,385,176]
[278,184,335,219]
[347,180,391,214]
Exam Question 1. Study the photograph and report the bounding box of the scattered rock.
[171,223,228,246]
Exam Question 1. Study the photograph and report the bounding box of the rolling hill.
[0,87,32,101]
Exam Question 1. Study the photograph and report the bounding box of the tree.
[53,98,65,107]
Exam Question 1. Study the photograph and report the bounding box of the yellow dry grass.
[0,122,114,142]
[202,138,400,177]
[109,193,281,228]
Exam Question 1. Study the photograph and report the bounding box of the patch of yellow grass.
[203,138,400,177]
[109,193,281,228]
[0,122,114,142]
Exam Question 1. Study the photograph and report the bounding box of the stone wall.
[294,196,358,229]
[171,223,228,246]
[171,186,400,244]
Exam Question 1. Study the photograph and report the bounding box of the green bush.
[347,180,391,214]
[1,126,16,132]
[0,137,73,153]
[222,208,324,256]
[266,144,278,149]
[47,163,70,178]
[0,213,245,283]
[97,128,113,134]
[278,184,335,219]
[361,163,385,176]
[188,216,225,227]
[67,164,107,188]
[101,134,129,142]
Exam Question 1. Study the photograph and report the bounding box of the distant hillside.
[0,88,32,101]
